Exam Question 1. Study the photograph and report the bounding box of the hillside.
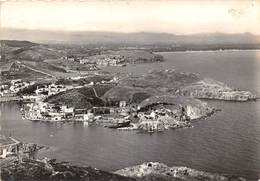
[116,69,255,101]
[119,70,200,92]
[1,158,136,181]
[13,46,66,61]
[0,61,51,80]
[45,85,113,109]
[1,40,67,62]
[102,86,164,103]
[0,40,38,47]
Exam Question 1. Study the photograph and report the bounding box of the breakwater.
[0,96,23,102]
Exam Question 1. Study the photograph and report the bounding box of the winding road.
[18,61,56,79]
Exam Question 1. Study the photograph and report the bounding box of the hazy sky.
[1,0,260,34]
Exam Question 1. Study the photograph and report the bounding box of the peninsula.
[0,39,258,180]
[0,40,256,132]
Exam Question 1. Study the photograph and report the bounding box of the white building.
[119,101,127,108]
[48,84,67,96]
[83,112,94,121]
[61,105,74,114]
[0,136,20,159]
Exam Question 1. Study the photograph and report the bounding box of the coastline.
[1,46,260,179]
[1,158,255,181]
[153,48,260,53]
[1,82,258,179]
[115,162,253,181]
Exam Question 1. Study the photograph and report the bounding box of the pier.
[0,96,23,102]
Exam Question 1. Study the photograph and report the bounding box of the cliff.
[138,95,214,119]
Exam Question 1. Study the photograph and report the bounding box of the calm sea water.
[1,50,260,179]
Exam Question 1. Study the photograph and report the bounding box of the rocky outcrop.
[176,79,256,101]
[115,162,249,181]
[133,96,215,132]
[186,103,213,120]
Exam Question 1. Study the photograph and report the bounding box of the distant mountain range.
[1,28,260,46]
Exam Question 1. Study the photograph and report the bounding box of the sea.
[1,50,260,179]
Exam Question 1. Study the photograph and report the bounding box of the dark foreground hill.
[1,159,251,181]
[1,159,135,181]
[115,162,250,181]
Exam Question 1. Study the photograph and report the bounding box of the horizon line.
[1,27,260,37]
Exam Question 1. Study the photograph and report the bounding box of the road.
[18,62,56,79]
[0,96,23,102]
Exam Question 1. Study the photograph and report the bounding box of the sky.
[0,0,260,34]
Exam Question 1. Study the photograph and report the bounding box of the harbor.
[1,50,260,179]
[1,1,260,178]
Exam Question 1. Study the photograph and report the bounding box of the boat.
[108,120,130,129]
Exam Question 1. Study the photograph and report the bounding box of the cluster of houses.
[23,99,131,124]
[8,77,124,124]
[23,102,78,121]
[0,134,41,161]
[22,83,82,121]
[136,106,190,132]
[87,54,126,67]
[65,54,126,67]
[22,83,192,132]
[1,78,192,132]
[0,79,35,97]
[35,83,72,96]
[20,84,72,104]
[94,98,191,132]
[0,135,20,159]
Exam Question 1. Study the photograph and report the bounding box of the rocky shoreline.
[115,162,251,181]
[15,69,256,133]
[0,138,252,181]
[1,159,255,181]
[176,78,256,101]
